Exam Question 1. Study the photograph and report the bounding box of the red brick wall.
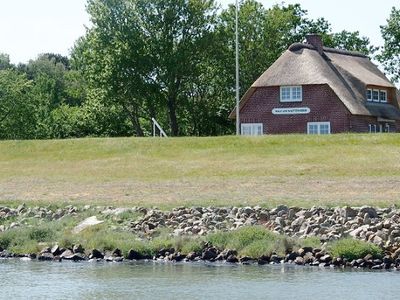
[240,84,352,134]
[350,116,400,133]
[349,115,376,133]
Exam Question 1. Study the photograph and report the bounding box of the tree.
[75,0,218,136]
[0,70,39,139]
[378,7,400,83]
[0,53,12,70]
[329,30,377,56]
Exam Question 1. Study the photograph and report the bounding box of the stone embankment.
[131,205,400,247]
[1,204,400,270]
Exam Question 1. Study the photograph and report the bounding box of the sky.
[0,0,398,65]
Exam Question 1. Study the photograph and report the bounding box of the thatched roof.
[230,41,400,120]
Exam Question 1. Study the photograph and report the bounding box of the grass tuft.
[207,226,292,257]
[328,238,382,260]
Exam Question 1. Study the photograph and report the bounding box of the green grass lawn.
[0,134,399,207]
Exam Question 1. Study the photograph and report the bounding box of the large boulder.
[360,206,378,218]
[72,216,104,234]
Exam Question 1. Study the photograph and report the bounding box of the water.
[0,259,398,300]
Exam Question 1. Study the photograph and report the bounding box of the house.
[230,34,400,135]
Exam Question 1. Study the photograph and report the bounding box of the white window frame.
[307,122,331,135]
[372,89,380,102]
[280,86,302,102]
[368,124,377,133]
[379,90,387,103]
[241,123,263,136]
[366,89,372,102]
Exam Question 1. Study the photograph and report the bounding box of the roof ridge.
[288,43,367,58]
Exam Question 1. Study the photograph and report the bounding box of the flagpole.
[235,0,240,135]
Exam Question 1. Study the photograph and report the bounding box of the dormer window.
[380,90,387,103]
[367,89,372,101]
[280,86,302,102]
[366,88,388,103]
[372,90,379,102]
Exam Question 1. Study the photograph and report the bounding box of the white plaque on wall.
[272,107,310,115]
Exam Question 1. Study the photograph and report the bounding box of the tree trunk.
[167,95,179,136]
[122,103,144,137]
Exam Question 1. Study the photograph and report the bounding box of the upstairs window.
[280,86,302,102]
[380,90,387,103]
[367,89,372,101]
[367,88,388,103]
[372,90,379,102]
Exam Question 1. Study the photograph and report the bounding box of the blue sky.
[0,0,398,64]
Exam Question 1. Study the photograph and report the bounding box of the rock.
[73,244,84,254]
[112,248,122,257]
[40,247,51,254]
[270,254,281,264]
[372,235,384,246]
[391,248,400,259]
[239,256,253,263]
[60,249,74,259]
[243,207,254,215]
[72,216,104,234]
[257,255,270,265]
[185,252,198,261]
[201,248,218,260]
[258,212,269,222]
[38,252,54,261]
[226,255,238,263]
[127,249,147,260]
[173,229,184,236]
[341,206,358,219]
[320,255,332,263]
[67,253,86,261]
[17,203,26,214]
[51,245,61,256]
[363,213,371,225]
[270,205,288,215]
[360,206,378,219]
[364,254,373,261]
[90,249,104,259]
[286,252,298,261]
[113,256,124,262]
[298,247,313,256]
[294,256,304,265]
[157,248,175,257]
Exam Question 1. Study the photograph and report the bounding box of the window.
[380,90,387,103]
[241,123,263,136]
[366,88,388,103]
[368,124,377,133]
[372,90,379,102]
[307,122,331,135]
[366,89,372,101]
[280,86,302,102]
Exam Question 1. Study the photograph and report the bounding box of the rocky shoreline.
[1,204,400,270]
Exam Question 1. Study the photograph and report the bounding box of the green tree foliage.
[0,53,12,70]
[378,7,400,83]
[0,70,38,139]
[330,30,377,56]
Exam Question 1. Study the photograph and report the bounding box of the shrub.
[329,238,382,261]
[207,226,293,257]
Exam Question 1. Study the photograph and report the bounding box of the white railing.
[152,118,168,138]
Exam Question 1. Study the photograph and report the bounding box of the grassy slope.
[0,134,399,207]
